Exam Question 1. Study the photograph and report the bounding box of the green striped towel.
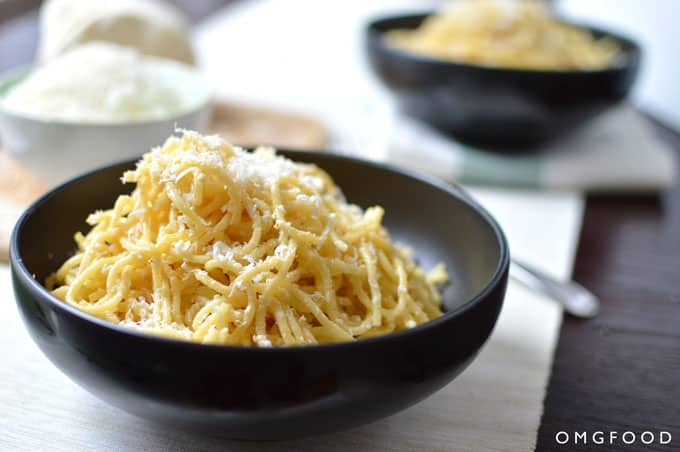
[387,105,676,192]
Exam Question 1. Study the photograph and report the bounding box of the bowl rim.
[0,66,214,127]
[10,149,510,353]
[366,11,642,76]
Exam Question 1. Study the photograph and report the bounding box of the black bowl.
[10,151,509,440]
[366,13,641,148]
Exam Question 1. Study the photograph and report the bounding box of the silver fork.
[510,259,600,318]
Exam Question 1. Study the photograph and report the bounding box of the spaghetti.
[47,131,447,346]
[386,0,621,71]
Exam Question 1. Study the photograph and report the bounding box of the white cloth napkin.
[388,105,677,192]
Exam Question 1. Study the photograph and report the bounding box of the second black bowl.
[366,13,641,148]
[11,151,508,439]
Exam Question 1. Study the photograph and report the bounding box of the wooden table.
[2,3,679,451]
[537,118,680,451]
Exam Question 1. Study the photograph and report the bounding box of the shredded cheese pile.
[48,131,446,346]
[4,42,206,122]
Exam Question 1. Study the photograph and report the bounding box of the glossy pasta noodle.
[47,131,447,346]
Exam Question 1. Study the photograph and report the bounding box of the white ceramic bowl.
[0,68,212,186]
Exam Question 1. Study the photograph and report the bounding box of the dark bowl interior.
[365,13,641,149]
[11,151,509,440]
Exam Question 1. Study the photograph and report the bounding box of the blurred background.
[1,0,678,130]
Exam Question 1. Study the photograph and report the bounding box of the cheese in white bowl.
[2,42,210,123]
